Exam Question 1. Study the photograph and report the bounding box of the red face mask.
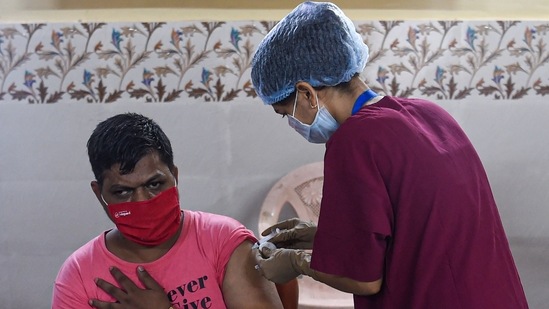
[105,187,182,246]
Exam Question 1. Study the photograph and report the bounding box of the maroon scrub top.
[311,96,528,308]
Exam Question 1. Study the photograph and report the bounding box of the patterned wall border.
[0,20,548,104]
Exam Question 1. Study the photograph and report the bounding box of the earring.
[310,92,319,109]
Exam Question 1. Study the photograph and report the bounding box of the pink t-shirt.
[311,97,528,308]
[52,210,256,309]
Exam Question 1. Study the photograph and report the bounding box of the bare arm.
[222,240,284,309]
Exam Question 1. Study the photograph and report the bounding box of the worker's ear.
[295,82,317,108]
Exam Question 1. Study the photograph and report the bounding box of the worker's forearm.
[308,269,382,296]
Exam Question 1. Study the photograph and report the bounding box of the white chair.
[259,162,354,309]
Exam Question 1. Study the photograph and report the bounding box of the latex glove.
[255,247,316,284]
[261,218,317,249]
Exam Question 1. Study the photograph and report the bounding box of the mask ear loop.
[291,92,299,117]
[100,194,108,206]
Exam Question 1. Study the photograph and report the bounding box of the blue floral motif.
[23,71,36,88]
[492,66,505,84]
[230,28,241,52]
[376,67,389,84]
[0,35,3,54]
[82,70,93,88]
[201,67,212,87]
[142,69,155,86]
[435,66,446,85]
[111,29,123,52]
[466,27,477,51]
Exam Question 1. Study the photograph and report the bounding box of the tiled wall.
[0,20,548,104]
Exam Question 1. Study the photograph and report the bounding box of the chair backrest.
[259,162,354,309]
[276,279,299,309]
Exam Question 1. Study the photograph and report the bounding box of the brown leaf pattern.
[0,20,548,104]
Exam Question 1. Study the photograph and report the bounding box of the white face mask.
[287,92,340,144]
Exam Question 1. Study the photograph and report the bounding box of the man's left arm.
[222,240,285,309]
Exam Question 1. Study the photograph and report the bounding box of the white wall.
[437,100,549,237]
[1,98,549,308]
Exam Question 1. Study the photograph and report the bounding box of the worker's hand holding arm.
[255,247,382,296]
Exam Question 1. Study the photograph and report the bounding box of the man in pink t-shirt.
[51,113,285,309]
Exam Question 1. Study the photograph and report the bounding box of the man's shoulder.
[183,210,254,242]
[56,234,105,277]
[185,210,244,228]
[68,233,105,259]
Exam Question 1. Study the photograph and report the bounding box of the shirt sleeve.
[310,117,394,282]
[193,211,257,286]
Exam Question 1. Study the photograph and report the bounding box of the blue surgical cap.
[251,1,369,105]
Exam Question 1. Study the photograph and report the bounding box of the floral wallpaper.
[0,20,548,104]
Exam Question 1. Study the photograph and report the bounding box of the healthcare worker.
[251,2,529,308]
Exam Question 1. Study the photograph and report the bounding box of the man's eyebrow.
[144,173,165,184]
[107,183,134,192]
[108,172,166,190]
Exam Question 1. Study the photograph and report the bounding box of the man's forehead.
[101,153,170,185]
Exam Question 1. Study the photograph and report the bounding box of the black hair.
[87,113,175,184]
